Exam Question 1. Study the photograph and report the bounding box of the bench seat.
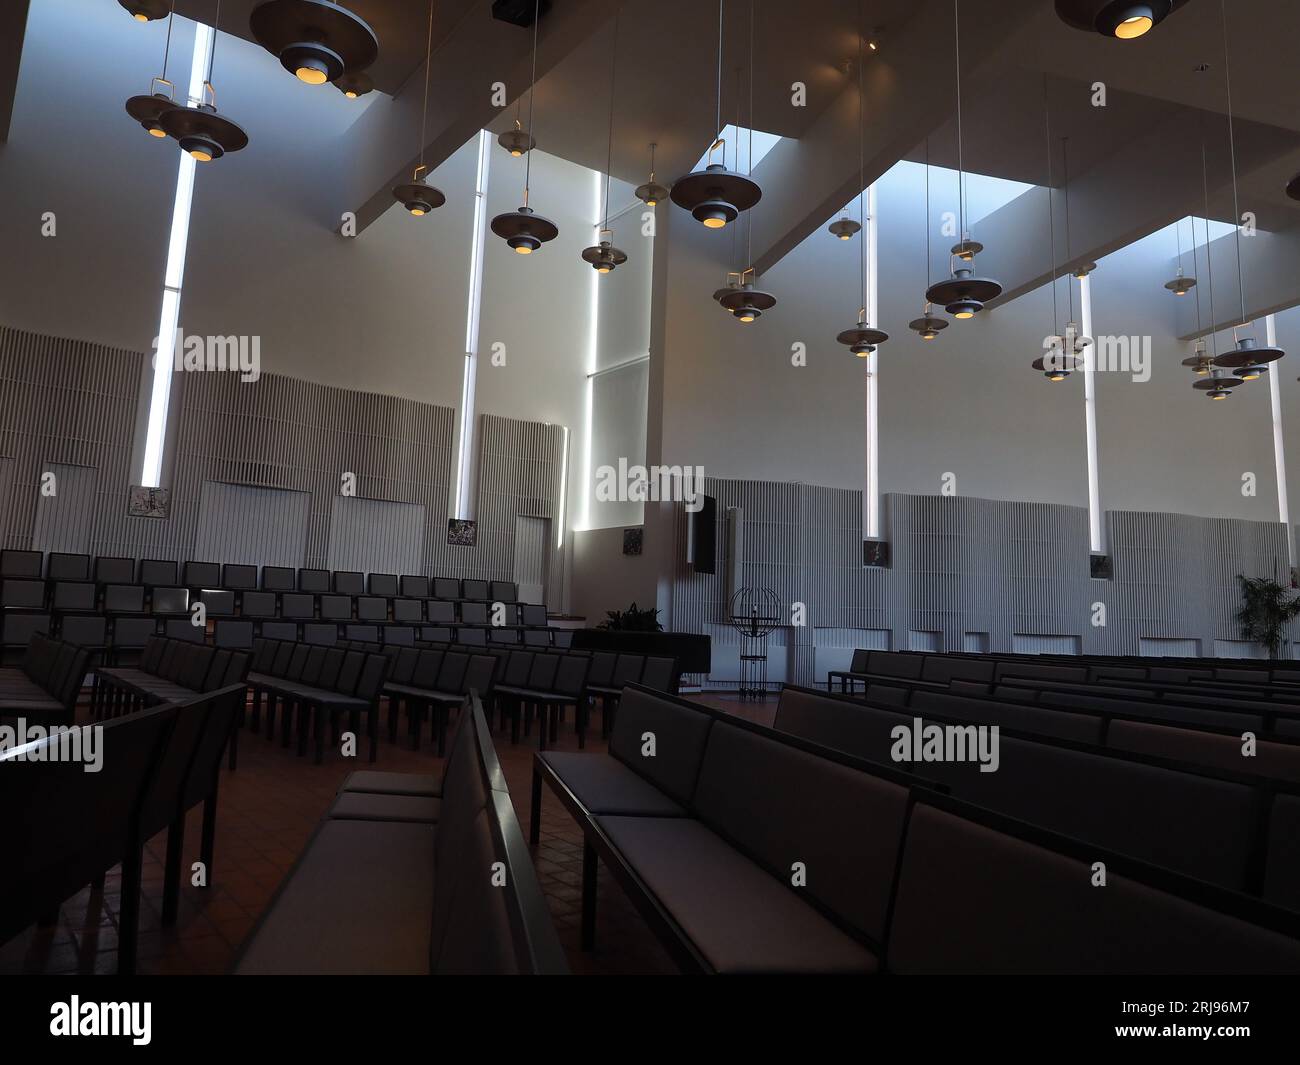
[538,751,687,817]
[235,819,435,975]
[341,769,440,797]
[328,791,441,824]
[598,815,878,974]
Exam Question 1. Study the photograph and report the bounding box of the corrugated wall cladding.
[672,478,1299,680]
[0,325,143,552]
[1,325,565,586]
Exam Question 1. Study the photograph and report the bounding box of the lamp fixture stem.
[161,1,176,81]
[1062,135,1074,324]
[715,0,723,146]
[746,0,754,269]
[1200,125,1218,356]
[601,5,618,231]
[953,0,966,242]
[206,0,222,86]
[923,136,931,290]
[419,0,434,171]
[857,0,866,312]
[1044,75,1059,340]
[524,0,539,201]
[1219,0,1248,329]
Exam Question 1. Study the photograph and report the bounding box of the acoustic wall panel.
[195,482,310,570]
[31,462,97,555]
[327,495,426,575]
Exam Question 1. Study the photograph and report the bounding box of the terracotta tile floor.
[0,689,778,976]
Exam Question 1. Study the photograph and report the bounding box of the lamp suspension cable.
[1220,0,1247,330]
[206,0,222,96]
[1200,127,1218,356]
[420,0,434,171]
[601,7,619,232]
[524,0,539,206]
[715,0,724,163]
[746,0,754,267]
[953,0,966,244]
[1062,135,1074,324]
[1175,213,1183,275]
[1044,76,1059,341]
[161,1,176,82]
[857,0,866,315]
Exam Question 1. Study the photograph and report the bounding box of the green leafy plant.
[598,602,664,632]
[1235,574,1300,659]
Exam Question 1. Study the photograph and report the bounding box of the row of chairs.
[92,638,250,720]
[1,579,549,627]
[0,550,521,602]
[1,686,245,974]
[0,633,90,727]
[244,640,394,764]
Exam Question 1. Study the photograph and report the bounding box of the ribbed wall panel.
[326,495,426,575]
[32,462,98,554]
[194,482,311,568]
[1,326,567,587]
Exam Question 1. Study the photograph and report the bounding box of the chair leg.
[161,815,184,926]
[387,696,399,742]
[226,717,240,771]
[297,702,310,757]
[510,703,521,745]
[581,839,598,952]
[577,699,586,750]
[201,788,218,876]
[368,706,379,763]
[315,707,326,765]
[529,764,542,847]
[119,841,143,975]
[549,702,559,744]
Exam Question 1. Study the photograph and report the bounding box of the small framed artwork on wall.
[127,485,170,519]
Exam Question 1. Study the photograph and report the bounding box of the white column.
[1266,313,1293,568]
[1078,274,1104,554]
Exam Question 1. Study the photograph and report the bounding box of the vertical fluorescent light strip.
[1266,314,1293,568]
[557,426,570,548]
[1079,273,1104,553]
[454,130,492,519]
[864,183,880,540]
[580,168,601,532]
[140,22,213,488]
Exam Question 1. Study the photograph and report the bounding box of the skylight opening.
[694,124,782,174]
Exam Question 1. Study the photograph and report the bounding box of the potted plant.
[597,602,664,632]
[1235,574,1300,659]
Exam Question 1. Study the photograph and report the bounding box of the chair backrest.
[1264,795,1300,911]
[179,645,213,690]
[586,651,616,687]
[284,644,310,681]
[409,650,443,690]
[261,566,296,592]
[1108,719,1300,785]
[610,653,644,687]
[180,686,245,810]
[433,577,460,599]
[318,648,345,689]
[462,654,498,697]
[300,622,334,645]
[384,626,415,647]
[22,633,58,687]
[319,594,352,620]
[259,621,297,642]
[0,704,177,945]
[520,604,547,627]
[214,620,254,650]
[155,640,180,678]
[462,579,489,601]
[93,556,134,585]
[368,573,399,597]
[280,593,315,619]
[525,654,560,693]
[502,650,534,686]
[490,627,519,645]
[489,580,517,603]
[887,799,1300,974]
[5,613,52,648]
[47,552,90,582]
[357,597,388,621]
[421,626,452,644]
[138,693,215,839]
[104,584,145,613]
[2,578,46,609]
[345,624,379,643]
[221,564,258,591]
[848,649,871,674]
[638,656,676,693]
[400,575,430,598]
[457,627,486,647]
[299,646,327,685]
[0,548,43,578]
[910,690,1103,746]
[354,654,390,703]
[152,587,190,615]
[393,598,423,624]
[241,591,277,618]
[199,590,236,617]
[389,648,419,685]
[437,652,470,693]
[334,571,364,596]
[298,568,330,594]
[251,639,276,673]
[164,619,204,644]
[182,561,220,588]
[461,601,488,626]
[139,637,167,672]
[113,617,158,649]
[139,559,177,586]
[268,641,294,677]
[552,654,589,698]
[523,628,549,647]
[610,688,715,807]
[61,615,107,649]
[694,719,911,947]
[334,651,366,694]
[426,600,456,624]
